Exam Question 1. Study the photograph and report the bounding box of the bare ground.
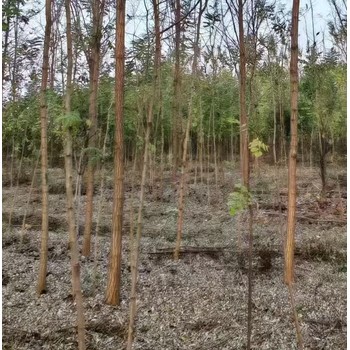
[2,163,347,349]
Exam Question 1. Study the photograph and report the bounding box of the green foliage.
[149,143,156,154]
[2,0,25,31]
[249,138,269,158]
[83,147,103,166]
[227,184,252,217]
[2,40,346,163]
[57,111,82,130]
[300,57,346,142]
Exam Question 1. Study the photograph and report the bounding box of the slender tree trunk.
[284,0,304,347]
[212,104,218,191]
[269,53,277,164]
[82,0,106,256]
[301,128,304,167]
[231,123,235,162]
[49,0,56,90]
[238,0,249,187]
[93,101,113,293]
[285,0,300,286]
[173,0,209,254]
[172,0,182,173]
[20,154,40,244]
[8,127,27,232]
[280,101,287,163]
[9,136,15,190]
[238,1,254,348]
[37,0,52,295]
[206,118,211,206]
[310,127,313,167]
[199,98,204,183]
[106,0,126,306]
[319,131,327,195]
[64,1,86,348]
[159,110,165,199]
[174,115,191,260]
[11,10,19,102]
[2,13,10,84]
[127,1,161,347]
[128,147,138,260]
[194,139,198,185]
[273,101,277,164]
[75,150,84,236]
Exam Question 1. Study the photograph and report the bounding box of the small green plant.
[227,184,252,216]
[249,138,269,158]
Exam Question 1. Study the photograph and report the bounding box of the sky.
[31,0,338,53]
[297,0,337,50]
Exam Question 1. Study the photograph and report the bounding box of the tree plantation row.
[2,0,346,349]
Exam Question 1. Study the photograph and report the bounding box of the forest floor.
[2,161,347,350]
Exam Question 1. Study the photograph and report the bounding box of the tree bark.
[106,0,126,306]
[238,1,254,349]
[238,0,249,187]
[64,0,86,348]
[37,0,52,295]
[284,0,304,347]
[172,0,182,173]
[285,0,300,286]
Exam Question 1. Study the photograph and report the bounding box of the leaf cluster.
[227,184,252,217]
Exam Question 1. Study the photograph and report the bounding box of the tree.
[106,0,126,306]
[174,0,207,260]
[126,0,161,346]
[284,0,304,347]
[237,1,254,348]
[171,0,182,172]
[328,0,347,60]
[82,0,106,256]
[37,0,52,295]
[63,0,86,347]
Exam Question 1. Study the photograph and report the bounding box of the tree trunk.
[172,0,182,173]
[8,127,27,233]
[319,132,328,195]
[20,154,40,244]
[174,0,208,251]
[92,100,113,293]
[238,1,253,348]
[212,104,218,191]
[37,0,52,295]
[106,0,126,306]
[64,0,86,348]
[82,0,106,257]
[285,0,300,286]
[199,98,204,183]
[284,0,304,347]
[2,11,10,84]
[174,115,191,260]
[238,0,249,187]
[126,1,161,347]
